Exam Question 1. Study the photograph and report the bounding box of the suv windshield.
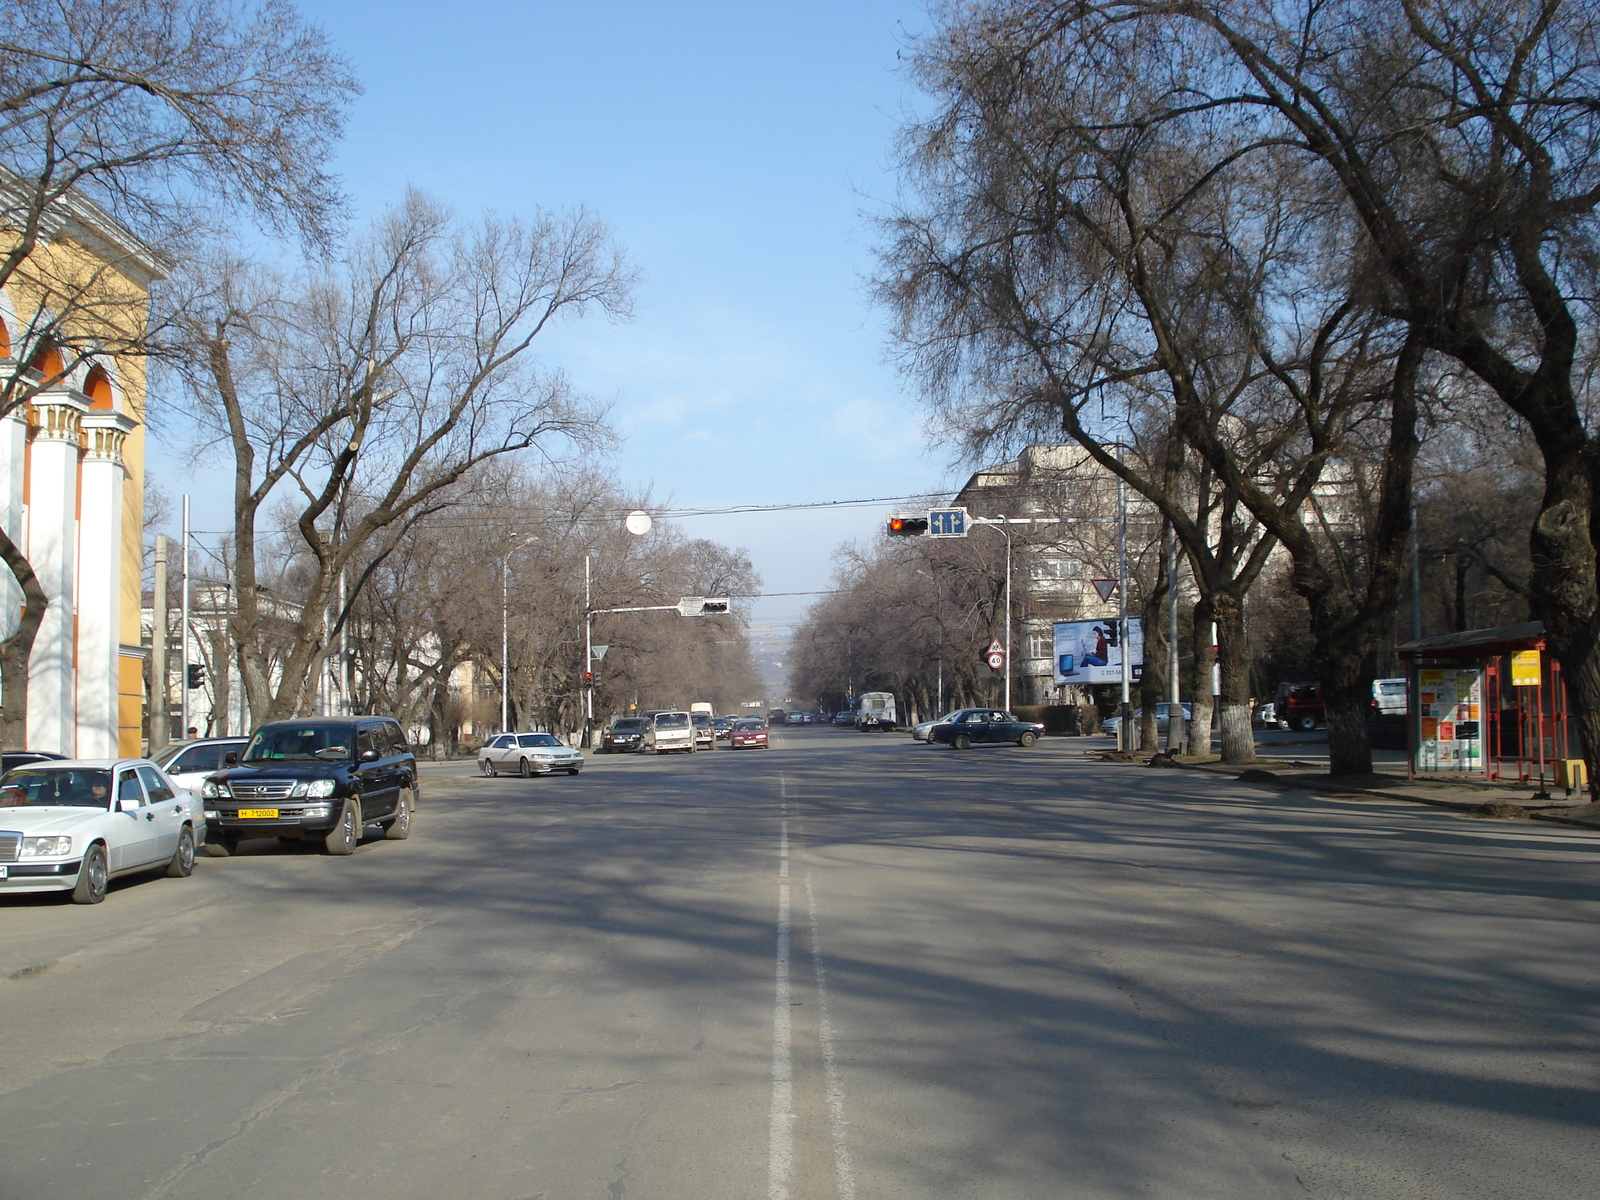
[244,724,356,762]
[0,767,114,807]
[611,720,643,732]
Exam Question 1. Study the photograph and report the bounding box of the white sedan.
[479,732,584,777]
[0,758,202,904]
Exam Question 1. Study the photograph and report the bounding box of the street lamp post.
[500,553,511,733]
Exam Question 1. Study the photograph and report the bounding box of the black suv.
[202,716,418,856]
[600,717,646,753]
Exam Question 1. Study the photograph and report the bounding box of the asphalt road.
[2,727,1597,1199]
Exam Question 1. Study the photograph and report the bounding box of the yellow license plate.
[237,808,279,819]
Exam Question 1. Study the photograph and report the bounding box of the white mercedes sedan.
[479,732,584,777]
[0,759,202,904]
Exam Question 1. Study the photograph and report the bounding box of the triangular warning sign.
[985,637,1004,655]
[1092,579,1118,602]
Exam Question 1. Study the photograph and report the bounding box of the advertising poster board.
[1414,666,1484,774]
[1053,619,1143,686]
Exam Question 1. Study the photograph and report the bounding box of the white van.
[1372,678,1408,716]
[645,711,695,754]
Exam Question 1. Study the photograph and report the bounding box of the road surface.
[2,727,1596,1198]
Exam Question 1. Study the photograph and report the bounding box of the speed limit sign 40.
[986,651,1005,669]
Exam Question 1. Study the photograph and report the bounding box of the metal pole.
[1167,522,1184,754]
[1116,450,1131,751]
[180,496,191,740]
[584,552,594,731]
[1003,526,1012,711]
[1409,501,1422,640]
[500,555,510,732]
[151,534,169,751]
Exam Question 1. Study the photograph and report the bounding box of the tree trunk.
[1213,590,1256,764]
[0,527,48,754]
[1188,596,1216,757]
[1321,655,1373,778]
[1139,561,1169,751]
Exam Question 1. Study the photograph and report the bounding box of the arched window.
[27,340,65,387]
[84,366,114,410]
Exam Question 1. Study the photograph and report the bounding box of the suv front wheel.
[323,799,361,855]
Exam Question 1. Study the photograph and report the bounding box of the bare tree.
[982,0,1600,779]
[170,191,636,722]
[0,0,356,746]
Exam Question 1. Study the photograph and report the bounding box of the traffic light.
[583,670,595,686]
[185,663,206,689]
[887,513,929,537]
[699,599,729,615]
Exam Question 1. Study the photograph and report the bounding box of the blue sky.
[151,1,967,638]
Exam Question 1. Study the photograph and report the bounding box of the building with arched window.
[0,187,164,756]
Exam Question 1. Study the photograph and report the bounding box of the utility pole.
[1116,450,1131,751]
[584,552,594,743]
[180,496,191,741]
[1166,523,1185,754]
[151,534,169,751]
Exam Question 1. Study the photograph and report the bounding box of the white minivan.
[645,711,696,754]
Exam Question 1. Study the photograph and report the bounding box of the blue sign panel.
[927,508,968,538]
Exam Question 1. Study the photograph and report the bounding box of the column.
[26,399,84,755]
[76,413,135,758]
[0,402,27,642]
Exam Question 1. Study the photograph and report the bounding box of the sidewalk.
[1079,731,1600,831]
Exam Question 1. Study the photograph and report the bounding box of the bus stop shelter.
[1396,621,1580,791]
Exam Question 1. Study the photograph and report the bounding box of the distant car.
[600,718,646,753]
[730,719,770,749]
[1254,702,1283,729]
[912,712,960,742]
[712,717,734,741]
[0,758,201,903]
[480,732,583,777]
[767,710,787,726]
[928,709,1044,750]
[1102,702,1194,736]
[151,737,251,795]
[832,711,857,727]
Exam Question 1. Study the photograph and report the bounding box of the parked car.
[600,718,646,753]
[0,750,67,773]
[202,716,417,856]
[912,712,960,742]
[832,710,858,727]
[1254,702,1283,729]
[1101,702,1194,736]
[928,709,1045,749]
[1372,677,1408,716]
[0,758,201,903]
[480,732,583,777]
[691,711,716,750]
[644,711,695,754]
[152,737,251,794]
[730,718,770,749]
[1274,681,1324,731]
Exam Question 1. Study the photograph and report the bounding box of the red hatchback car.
[729,719,770,749]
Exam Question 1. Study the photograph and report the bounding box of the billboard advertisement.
[1053,619,1143,685]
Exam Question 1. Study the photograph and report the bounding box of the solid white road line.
[806,869,857,1200]
[769,785,793,1200]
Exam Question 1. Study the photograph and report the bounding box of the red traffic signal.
[887,513,929,537]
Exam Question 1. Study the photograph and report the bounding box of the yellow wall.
[0,221,155,753]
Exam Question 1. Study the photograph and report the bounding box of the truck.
[856,692,898,732]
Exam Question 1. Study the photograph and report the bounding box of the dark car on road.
[201,716,417,856]
[600,717,647,753]
[928,709,1045,750]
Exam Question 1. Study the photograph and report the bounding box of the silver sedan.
[479,733,583,777]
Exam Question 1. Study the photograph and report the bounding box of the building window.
[1026,632,1054,660]
[1029,556,1082,581]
